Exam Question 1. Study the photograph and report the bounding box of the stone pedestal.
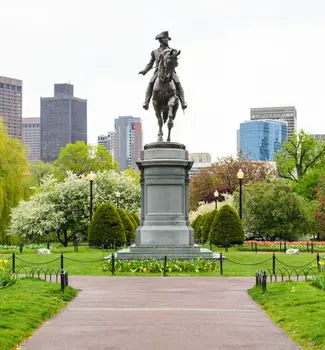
[115,142,216,260]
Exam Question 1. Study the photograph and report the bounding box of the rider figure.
[139,31,187,110]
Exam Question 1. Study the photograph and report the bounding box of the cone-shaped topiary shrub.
[210,205,244,245]
[127,212,138,229]
[89,203,126,248]
[201,210,217,243]
[131,212,140,226]
[193,214,206,242]
[117,208,136,245]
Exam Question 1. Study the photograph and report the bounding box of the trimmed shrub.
[131,212,140,226]
[127,212,138,229]
[117,208,136,245]
[88,203,126,248]
[201,210,217,243]
[210,205,244,245]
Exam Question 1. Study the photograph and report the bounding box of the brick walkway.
[21,277,299,350]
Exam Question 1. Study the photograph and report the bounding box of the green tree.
[54,141,118,179]
[291,166,325,200]
[201,210,217,243]
[276,130,325,182]
[0,120,29,243]
[89,203,126,248]
[117,208,135,245]
[210,205,244,245]
[235,181,316,241]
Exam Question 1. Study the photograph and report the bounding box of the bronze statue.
[139,31,187,142]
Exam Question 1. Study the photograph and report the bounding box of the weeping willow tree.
[0,119,29,243]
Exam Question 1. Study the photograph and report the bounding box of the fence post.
[284,241,287,253]
[272,253,276,275]
[317,253,320,271]
[11,252,15,273]
[47,241,50,250]
[307,242,309,252]
[311,242,314,254]
[256,272,259,286]
[163,255,167,276]
[255,242,257,253]
[19,242,23,254]
[280,241,282,252]
[111,253,115,275]
[251,242,253,252]
[219,252,223,275]
[262,271,267,293]
[60,253,64,272]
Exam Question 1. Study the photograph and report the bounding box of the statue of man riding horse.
[139,31,187,142]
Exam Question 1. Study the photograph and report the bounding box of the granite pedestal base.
[114,142,215,260]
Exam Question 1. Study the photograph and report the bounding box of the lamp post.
[115,191,121,208]
[214,190,219,210]
[237,168,244,219]
[88,172,96,222]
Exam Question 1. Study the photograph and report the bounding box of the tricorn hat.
[155,31,171,40]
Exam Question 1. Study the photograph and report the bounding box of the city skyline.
[1,1,325,161]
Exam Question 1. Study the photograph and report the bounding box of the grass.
[249,281,325,350]
[0,245,322,276]
[0,278,77,350]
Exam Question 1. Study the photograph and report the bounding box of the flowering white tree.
[9,171,140,246]
[93,170,140,212]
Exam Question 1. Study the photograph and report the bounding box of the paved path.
[21,277,299,350]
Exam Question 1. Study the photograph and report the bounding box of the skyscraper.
[240,120,287,161]
[0,76,22,139]
[41,83,87,162]
[114,116,142,171]
[97,131,116,156]
[22,117,40,161]
[250,106,297,137]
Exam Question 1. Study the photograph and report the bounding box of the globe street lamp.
[115,191,121,208]
[214,190,219,210]
[237,169,244,219]
[87,172,96,222]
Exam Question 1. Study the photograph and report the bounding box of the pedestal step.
[105,246,221,261]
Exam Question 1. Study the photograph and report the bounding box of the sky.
[1,0,325,161]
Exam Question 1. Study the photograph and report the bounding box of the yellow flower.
[3,260,8,264]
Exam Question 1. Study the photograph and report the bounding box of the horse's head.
[158,49,181,83]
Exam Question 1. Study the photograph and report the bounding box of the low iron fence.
[255,255,325,293]
[4,253,69,291]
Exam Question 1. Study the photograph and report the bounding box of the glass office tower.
[239,120,287,161]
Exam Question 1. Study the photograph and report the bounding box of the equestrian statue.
[139,31,187,142]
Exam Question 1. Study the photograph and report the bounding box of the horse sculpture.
[152,49,181,142]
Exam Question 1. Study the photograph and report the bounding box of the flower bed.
[102,258,220,274]
[239,241,325,252]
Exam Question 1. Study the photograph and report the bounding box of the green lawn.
[0,245,322,276]
[249,281,325,350]
[0,278,77,350]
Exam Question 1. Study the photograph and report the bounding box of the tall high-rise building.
[97,131,116,156]
[240,120,287,161]
[41,83,87,162]
[0,76,22,139]
[250,106,297,137]
[114,116,142,171]
[22,117,40,161]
